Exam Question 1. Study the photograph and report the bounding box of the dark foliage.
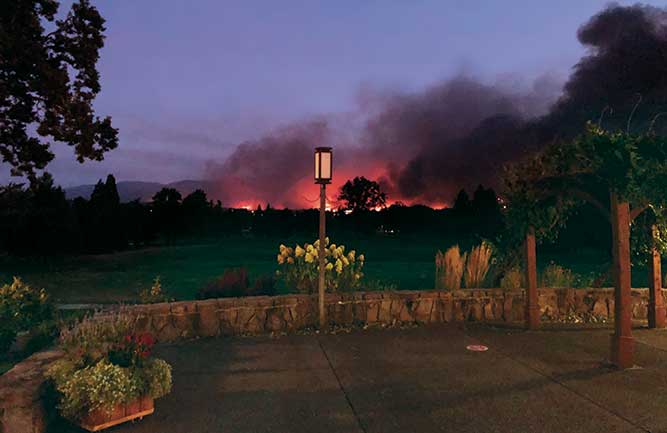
[197,270,277,299]
[85,175,123,252]
[0,176,514,256]
[0,0,118,179]
[0,169,618,260]
[152,188,183,244]
[0,174,77,255]
[196,268,250,299]
[338,176,387,213]
[248,274,277,297]
[24,321,60,354]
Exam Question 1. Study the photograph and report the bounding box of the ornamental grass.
[464,242,493,288]
[435,245,467,291]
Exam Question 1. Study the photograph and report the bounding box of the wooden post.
[318,183,327,329]
[610,192,634,368]
[524,226,539,330]
[648,224,666,328]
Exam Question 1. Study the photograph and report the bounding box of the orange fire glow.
[228,163,448,210]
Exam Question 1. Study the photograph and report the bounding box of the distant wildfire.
[206,4,667,209]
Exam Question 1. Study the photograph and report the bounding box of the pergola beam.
[629,204,649,222]
[524,227,539,330]
[610,192,634,369]
[648,224,666,329]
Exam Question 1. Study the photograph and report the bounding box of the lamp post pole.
[318,183,326,329]
[314,146,332,330]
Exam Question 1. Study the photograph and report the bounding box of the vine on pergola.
[502,122,667,258]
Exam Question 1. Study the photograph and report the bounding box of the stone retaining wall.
[2,287,664,433]
[127,287,663,342]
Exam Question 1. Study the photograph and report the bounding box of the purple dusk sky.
[3,0,664,187]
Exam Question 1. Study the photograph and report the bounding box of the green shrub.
[275,238,365,293]
[500,267,523,291]
[361,279,398,292]
[0,277,53,352]
[24,320,59,354]
[574,272,599,288]
[247,274,277,297]
[540,263,575,288]
[135,358,172,399]
[464,242,493,288]
[138,276,172,304]
[0,328,15,355]
[435,245,466,291]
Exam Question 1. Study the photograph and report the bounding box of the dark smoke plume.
[209,3,667,208]
[205,120,333,208]
[364,76,559,203]
[543,3,667,137]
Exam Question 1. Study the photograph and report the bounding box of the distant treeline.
[0,174,608,256]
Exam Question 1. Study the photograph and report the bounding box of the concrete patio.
[51,324,667,433]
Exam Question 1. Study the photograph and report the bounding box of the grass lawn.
[0,234,643,304]
[0,235,445,303]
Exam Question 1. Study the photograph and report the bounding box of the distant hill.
[65,180,216,202]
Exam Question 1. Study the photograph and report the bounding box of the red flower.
[112,332,156,364]
[138,332,155,347]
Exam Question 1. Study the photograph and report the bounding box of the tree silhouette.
[122,199,155,247]
[471,185,503,237]
[87,175,123,251]
[453,189,472,214]
[338,176,387,213]
[1,0,118,179]
[182,189,210,234]
[152,188,183,243]
[0,174,74,255]
[182,189,209,211]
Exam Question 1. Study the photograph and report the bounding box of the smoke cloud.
[207,4,667,209]
[363,75,560,203]
[543,4,667,137]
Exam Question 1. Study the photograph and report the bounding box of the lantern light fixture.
[314,147,332,184]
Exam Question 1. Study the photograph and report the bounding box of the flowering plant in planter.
[46,312,172,430]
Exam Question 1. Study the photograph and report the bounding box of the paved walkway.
[55,324,667,433]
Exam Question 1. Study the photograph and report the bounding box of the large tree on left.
[0,0,117,180]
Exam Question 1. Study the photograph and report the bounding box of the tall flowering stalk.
[276,238,365,293]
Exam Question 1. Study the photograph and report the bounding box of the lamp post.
[314,147,332,329]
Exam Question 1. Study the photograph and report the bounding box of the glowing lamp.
[314,147,332,184]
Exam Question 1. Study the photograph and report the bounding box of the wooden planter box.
[78,396,154,432]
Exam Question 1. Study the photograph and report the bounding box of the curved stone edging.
[0,350,63,433]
